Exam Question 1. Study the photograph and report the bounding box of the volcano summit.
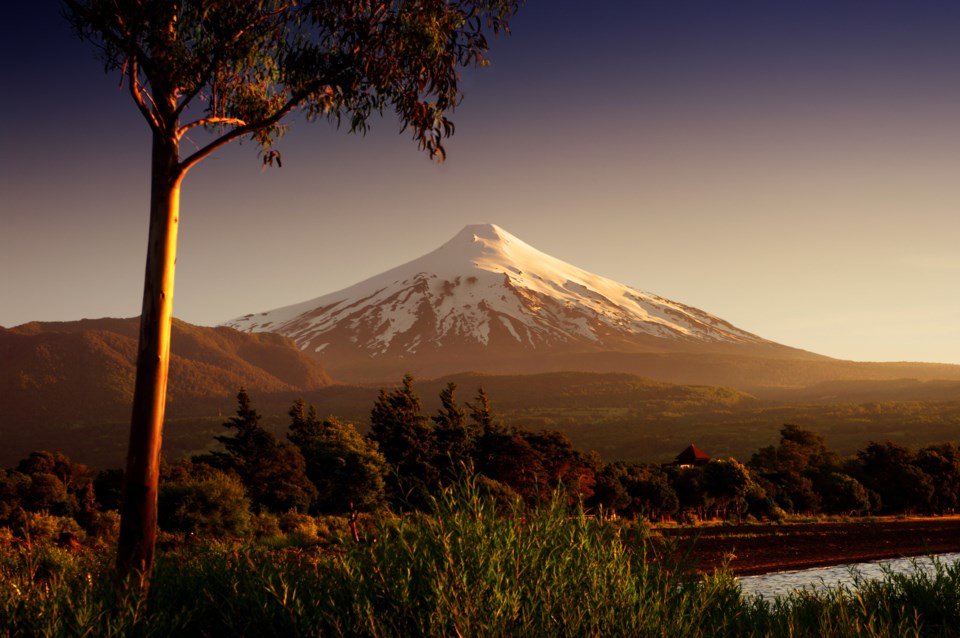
[224,224,823,384]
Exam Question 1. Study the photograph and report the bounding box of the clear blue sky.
[3,1,960,364]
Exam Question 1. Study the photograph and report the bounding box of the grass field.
[3,480,960,637]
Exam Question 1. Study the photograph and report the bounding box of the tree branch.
[171,55,222,123]
[128,56,161,131]
[178,88,313,175]
[177,117,248,139]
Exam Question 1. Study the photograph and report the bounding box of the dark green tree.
[915,443,960,514]
[368,374,437,508]
[671,466,706,520]
[749,425,838,514]
[75,482,102,533]
[816,472,872,515]
[521,430,596,504]
[432,382,476,480]
[701,458,755,522]
[93,468,125,512]
[210,388,316,513]
[467,387,503,437]
[469,386,512,477]
[213,387,275,470]
[599,463,679,520]
[15,451,95,518]
[158,462,252,537]
[286,398,387,514]
[0,469,30,526]
[589,463,632,514]
[288,397,324,449]
[64,0,520,580]
[855,441,935,514]
[249,444,318,514]
[476,433,543,504]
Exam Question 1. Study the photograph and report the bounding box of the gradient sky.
[3,1,960,365]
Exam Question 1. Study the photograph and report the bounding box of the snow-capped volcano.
[224,224,780,381]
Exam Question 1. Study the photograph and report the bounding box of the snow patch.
[221,223,767,356]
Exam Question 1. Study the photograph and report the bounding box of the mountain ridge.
[1,317,335,422]
[225,224,828,383]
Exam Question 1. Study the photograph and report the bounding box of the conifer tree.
[213,388,316,513]
[467,387,501,436]
[288,397,324,449]
[368,374,437,508]
[468,386,511,480]
[432,382,475,479]
[215,387,275,471]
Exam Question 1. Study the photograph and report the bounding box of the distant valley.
[2,318,960,469]
[3,225,959,468]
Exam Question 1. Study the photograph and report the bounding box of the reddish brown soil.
[654,517,960,576]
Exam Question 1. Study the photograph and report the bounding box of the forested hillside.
[4,381,960,546]
[0,318,335,465]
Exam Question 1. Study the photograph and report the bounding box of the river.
[737,552,960,600]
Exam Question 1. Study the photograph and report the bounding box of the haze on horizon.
[2,1,959,366]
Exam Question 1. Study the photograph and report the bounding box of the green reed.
[3,478,960,637]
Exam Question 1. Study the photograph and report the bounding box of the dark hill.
[528,351,960,398]
[0,318,334,466]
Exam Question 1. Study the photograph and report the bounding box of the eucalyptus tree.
[64,0,520,582]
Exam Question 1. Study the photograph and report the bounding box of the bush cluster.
[3,378,960,551]
[3,478,960,636]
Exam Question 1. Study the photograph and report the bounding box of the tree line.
[2,375,960,542]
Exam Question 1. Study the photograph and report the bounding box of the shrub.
[86,509,121,544]
[277,510,317,545]
[158,470,251,537]
[249,512,281,539]
[19,512,84,544]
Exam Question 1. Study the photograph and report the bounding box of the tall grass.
[3,478,960,636]
[741,557,960,637]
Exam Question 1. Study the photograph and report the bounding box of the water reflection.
[738,552,960,600]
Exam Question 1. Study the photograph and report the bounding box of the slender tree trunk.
[117,132,183,584]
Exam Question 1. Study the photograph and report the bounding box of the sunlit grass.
[3,478,960,636]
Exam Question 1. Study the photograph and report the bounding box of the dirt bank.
[654,517,960,576]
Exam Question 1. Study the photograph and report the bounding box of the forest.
[3,374,960,548]
[6,375,960,636]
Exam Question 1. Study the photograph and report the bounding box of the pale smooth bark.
[116,132,183,581]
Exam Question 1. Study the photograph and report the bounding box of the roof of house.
[675,444,710,464]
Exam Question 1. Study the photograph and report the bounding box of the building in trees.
[672,444,711,469]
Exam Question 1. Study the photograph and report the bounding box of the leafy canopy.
[65,0,521,164]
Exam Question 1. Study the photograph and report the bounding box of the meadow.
[3,479,960,637]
